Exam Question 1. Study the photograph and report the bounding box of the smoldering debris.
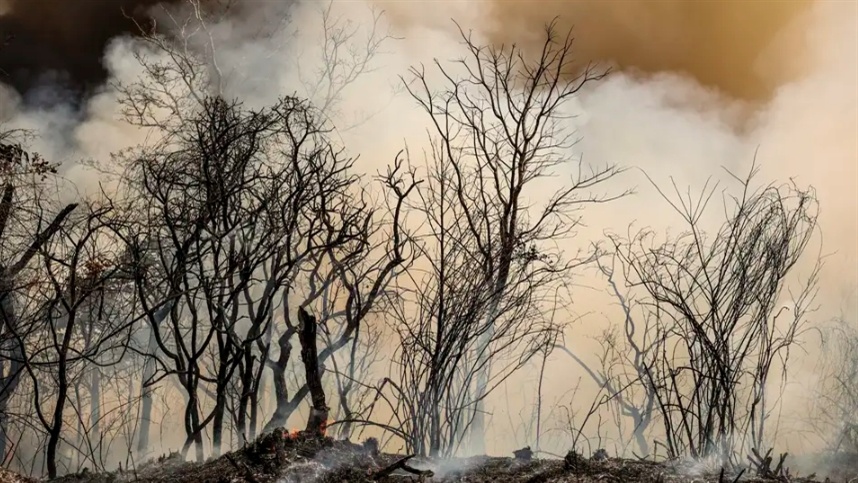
[0,466,37,483]
[513,446,533,461]
[26,430,833,483]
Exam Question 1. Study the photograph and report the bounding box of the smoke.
[0,0,855,470]
[374,0,857,283]
[467,0,856,459]
[0,0,177,97]
[377,0,856,459]
[384,0,814,104]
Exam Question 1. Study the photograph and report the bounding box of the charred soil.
[18,431,840,483]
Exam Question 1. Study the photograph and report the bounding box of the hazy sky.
[0,0,855,460]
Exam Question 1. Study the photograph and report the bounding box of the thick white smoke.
[0,0,854,463]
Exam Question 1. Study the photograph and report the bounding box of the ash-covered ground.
[16,430,855,483]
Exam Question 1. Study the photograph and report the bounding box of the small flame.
[279,428,301,440]
[279,421,334,440]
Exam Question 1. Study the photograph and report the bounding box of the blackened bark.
[261,328,295,434]
[247,343,267,441]
[46,310,76,479]
[211,392,226,456]
[137,303,170,454]
[0,281,22,459]
[180,388,205,462]
[236,352,251,443]
[297,308,328,435]
[90,369,101,442]
[249,390,259,441]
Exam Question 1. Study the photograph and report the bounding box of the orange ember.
[279,428,301,440]
[279,420,334,440]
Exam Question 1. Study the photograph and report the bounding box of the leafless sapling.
[610,165,820,462]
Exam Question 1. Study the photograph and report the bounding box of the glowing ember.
[277,420,334,440]
[278,428,301,440]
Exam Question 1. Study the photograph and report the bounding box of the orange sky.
[382,0,815,102]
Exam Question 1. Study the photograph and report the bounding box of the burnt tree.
[0,143,76,463]
[297,307,327,435]
[611,165,820,461]
[404,19,626,453]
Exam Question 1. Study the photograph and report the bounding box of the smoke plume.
[0,0,179,98]
[0,0,855,468]
[0,0,296,99]
[380,0,857,457]
[384,0,815,103]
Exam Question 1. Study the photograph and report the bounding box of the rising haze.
[414,0,815,103]
[0,0,856,468]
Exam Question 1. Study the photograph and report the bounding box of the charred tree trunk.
[0,280,22,460]
[235,350,254,444]
[210,337,229,457]
[336,383,354,441]
[247,347,267,441]
[236,400,248,446]
[249,389,260,441]
[46,396,64,479]
[180,375,205,462]
[261,329,295,434]
[297,308,328,435]
[246,340,269,441]
[137,303,170,454]
[211,392,226,457]
[46,318,75,480]
[90,369,101,446]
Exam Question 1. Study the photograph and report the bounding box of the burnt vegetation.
[0,2,851,482]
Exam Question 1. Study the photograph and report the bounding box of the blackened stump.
[297,307,329,435]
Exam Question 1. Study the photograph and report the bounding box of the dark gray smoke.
[382,0,815,104]
[0,0,178,100]
[0,0,292,104]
